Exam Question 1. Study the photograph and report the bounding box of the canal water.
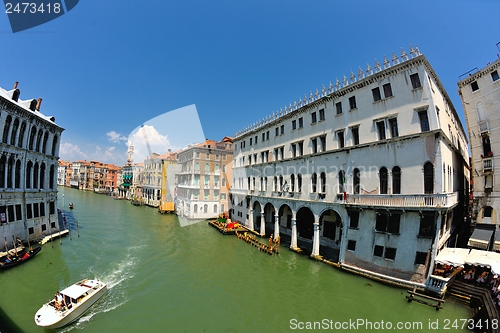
[0,187,472,332]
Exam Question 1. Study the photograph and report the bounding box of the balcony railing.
[425,275,448,294]
[483,157,493,172]
[478,120,490,134]
[344,192,458,208]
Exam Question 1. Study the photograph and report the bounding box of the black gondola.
[0,246,42,270]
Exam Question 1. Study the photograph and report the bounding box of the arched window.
[7,157,14,188]
[392,166,401,194]
[311,173,317,193]
[195,162,200,172]
[26,161,32,188]
[33,162,39,189]
[51,134,58,156]
[297,174,302,193]
[36,130,43,152]
[29,127,36,150]
[353,168,360,194]
[290,174,295,192]
[338,170,345,193]
[215,164,219,172]
[279,175,283,192]
[194,204,198,213]
[42,132,49,154]
[204,204,208,213]
[273,176,277,191]
[320,172,326,193]
[10,118,19,145]
[2,115,12,143]
[379,167,388,194]
[205,163,210,172]
[15,160,21,188]
[0,156,5,188]
[424,162,434,194]
[222,178,226,187]
[18,122,26,148]
[214,204,218,213]
[40,163,46,189]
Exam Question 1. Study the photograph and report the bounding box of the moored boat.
[34,278,107,329]
[69,202,74,209]
[0,246,42,269]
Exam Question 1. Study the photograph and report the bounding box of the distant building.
[231,47,469,287]
[0,82,64,246]
[176,137,233,219]
[459,54,500,252]
[57,160,72,187]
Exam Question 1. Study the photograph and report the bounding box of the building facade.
[176,138,233,219]
[459,54,500,252]
[231,47,469,286]
[0,82,64,246]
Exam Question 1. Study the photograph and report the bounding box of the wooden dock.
[39,229,70,245]
[406,286,445,310]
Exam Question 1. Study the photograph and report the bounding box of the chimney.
[36,98,42,111]
[13,81,18,89]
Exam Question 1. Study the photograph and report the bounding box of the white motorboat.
[34,278,107,329]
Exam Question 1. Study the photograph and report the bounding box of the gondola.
[0,246,42,270]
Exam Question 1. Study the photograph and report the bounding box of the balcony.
[177,183,199,189]
[478,120,490,134]
[344,192,458,209]
[483,157,493,173]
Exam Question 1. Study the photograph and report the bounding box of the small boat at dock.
[69,202,74,209]
[34,278,107,329]
[0,246,42,270]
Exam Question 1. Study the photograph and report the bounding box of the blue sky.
[1,0,499,165]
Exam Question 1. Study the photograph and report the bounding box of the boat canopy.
[60,285,89,299]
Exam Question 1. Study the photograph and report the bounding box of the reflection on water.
[0,187,472,333]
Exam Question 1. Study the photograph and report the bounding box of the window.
[311,112,317,124]
[373,245,384,257]
[485,174,493,189]
[388,118,399,137]
[280,125,284,135]
[383,83,393,98]
[418,111,430,132]
[376,121,386,140]
[484,206,493,218]
[249,138,252,146]
[471,81,479,92]
[353,168,360,194]
[424,162,434,194]
[297,141,303,156]
[262,133,265,141]
[392,166,401,194]
[297,174,302,192]
[292,120,296,130]
[347,240,356,251]
[320,136,326,152]
[414,252,427,265]
[255,136,257,144]
[384,247,396,260]
[266,131,269,140]
[298,117,303,128]
[492,70,499,82]
[311,173,317,193]
[336,102,342,115]
[337,131,345,148]
[410,73,421,89]
[291,143,297,157]
[319,108,325,121]
[320,172,326,193]
[290,174,295,192]
[275,127,279,137]
[372,87,381,102]
[419,213,435,237]
[379,167,388,194]
[349,96,357,110]
[27,204,32,219]
[2,116,11,144]
[311,138,317,154]
[349,211,359,228]
[351,127,359,145]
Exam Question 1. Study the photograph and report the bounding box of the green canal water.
[0,187,472,332]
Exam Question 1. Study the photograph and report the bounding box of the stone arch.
[319,209,343,261]
[278,204,293,244]
[296,206,314,254]
[263,202,276,236]
[252,200,263,233]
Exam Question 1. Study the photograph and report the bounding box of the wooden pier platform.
[39,229,70,245]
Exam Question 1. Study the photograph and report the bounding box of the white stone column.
[249,209,254,230]
[260,210,265,236]
[274,214,280,240]
[290,218,297,249]
[312,216,321,256]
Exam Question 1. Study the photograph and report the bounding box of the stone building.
[0,82,64,246]
[231,46,469,286]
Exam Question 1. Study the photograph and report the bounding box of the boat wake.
[59,243,144,331]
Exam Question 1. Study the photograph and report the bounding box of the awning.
[494,229,500,252]
[120,183,130,187]
[435,247,470,267]
[467,228,494,250]
[465,249,500,275]
[60,285,89,299]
